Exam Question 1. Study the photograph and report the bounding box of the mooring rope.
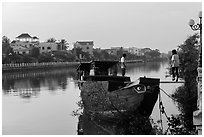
[158,91,164,132]
[159,88,177,102]
[158,87,177,134]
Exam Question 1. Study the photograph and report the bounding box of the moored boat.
[77,61,160,119]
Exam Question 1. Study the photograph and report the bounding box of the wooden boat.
[77,61,160,119]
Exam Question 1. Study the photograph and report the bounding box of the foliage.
[2,36,10,47]
[21,54,38,63]
[149,118,163,135]
[72,100,84,117]
[172,85,197,130]
[166,114,196,135]
[30,47,40,58]
[178,34,199,79]
[116,47,124,57]
[173,85,197,114]
[71,47,92,61]
[38,53,54,62]
[151,114,197,135]
[58,39,68,50]
[171,34,199,131]
[3,54,36,63]
[52,51,75,62]
[47,37,56,43]
[93,49,117,61]
[2,36,13,56]
[153,34,199,135]
[144,49,161,61]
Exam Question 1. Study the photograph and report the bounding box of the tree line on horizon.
[2,36,168,64]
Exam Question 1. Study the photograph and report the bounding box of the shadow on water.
[73,101,155,135]
[2,67,78,98]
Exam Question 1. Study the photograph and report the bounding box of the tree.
[116,47,124,57]
[145,49,161,59]
[2,36,10,46]
[38,53,54,62]
[58,39,68,50]
[47,38,56,43]
[30,47,40,58]
[172,34,199,131]
[71,47,90,61]
[52,51,75,62]
[2,36,12,55]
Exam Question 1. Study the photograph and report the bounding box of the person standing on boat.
[171,49,179,82]
[121,53,126,76]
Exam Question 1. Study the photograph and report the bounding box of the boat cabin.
[77,61,130,82]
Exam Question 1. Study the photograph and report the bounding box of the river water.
[2,61,183,135]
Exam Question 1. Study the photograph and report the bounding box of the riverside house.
[74,40,94,55]
[10,33,39,54]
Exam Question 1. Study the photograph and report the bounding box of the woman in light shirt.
[120,53,126,76]
[171,49,179,82]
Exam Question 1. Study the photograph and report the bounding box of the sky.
[2,1,202,53]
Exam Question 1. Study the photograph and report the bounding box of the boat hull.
[80,77,160,118]
[81,81,144,112]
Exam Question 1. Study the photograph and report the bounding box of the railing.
[2,62,80,71]
[2,60,144,71]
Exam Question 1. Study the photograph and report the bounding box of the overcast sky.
[2,2,202,53]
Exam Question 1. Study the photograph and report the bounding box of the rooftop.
[32,36,39,39]
[76,40,94,45]
[16,33,32,39]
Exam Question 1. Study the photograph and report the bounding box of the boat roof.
[91,60,118,69]
[77,60,119,71]
[77,62,91,71]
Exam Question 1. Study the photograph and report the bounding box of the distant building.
[111,47,123,50]
[106,48,117,55]
[128,47,143,56]
[109,47,124,55]
[38,42,58,53]
[74,40,94,55]
[140,48,152,55]
[12,44,30,54]
[15,33,39,43]
[10,33,39,54]
[94,48,102,53]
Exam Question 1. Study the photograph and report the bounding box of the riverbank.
[2,60,144,72]
[2,62,80,72]
[2,59,167,72]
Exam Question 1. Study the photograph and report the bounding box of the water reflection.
[126,62,162,73]
[4,88,40,98]
[2,67,78,98]
[77,111,118,135]
[76,108,154,135]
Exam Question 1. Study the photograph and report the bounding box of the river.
[2,61,183,135]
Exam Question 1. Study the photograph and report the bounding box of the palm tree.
[59,39,68,50]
